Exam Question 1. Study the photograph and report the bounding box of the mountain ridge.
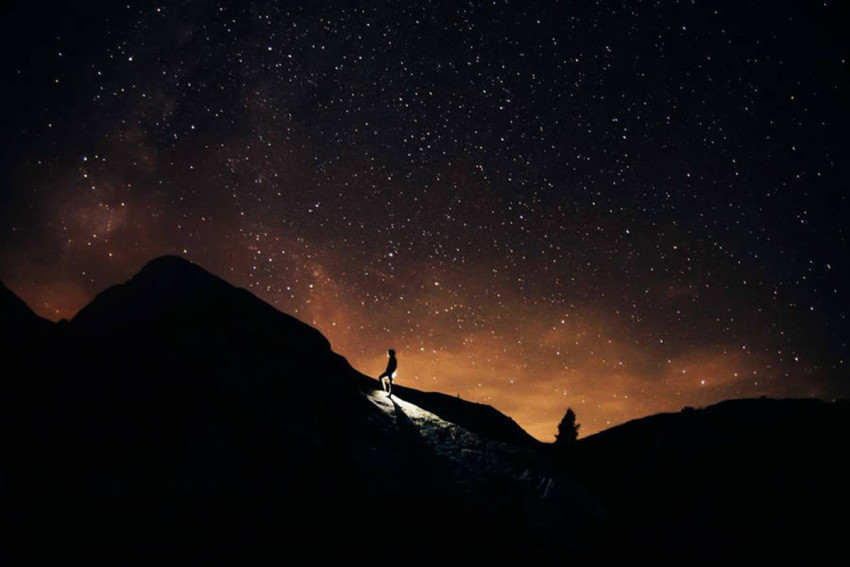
[0,279,54,335]
[69,255,334,356]
[62,255,534,445]
[0,256,846,560]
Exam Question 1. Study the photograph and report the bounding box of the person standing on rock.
[378,349,397,396]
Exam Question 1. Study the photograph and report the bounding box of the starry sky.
[1,1,847,439]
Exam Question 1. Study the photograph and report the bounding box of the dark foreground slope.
[392,384,540,449]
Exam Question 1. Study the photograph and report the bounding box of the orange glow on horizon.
[4,248,829,442]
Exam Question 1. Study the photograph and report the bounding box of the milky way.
[1,1,847,438]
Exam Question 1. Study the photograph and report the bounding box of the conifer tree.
[555,407,580,446]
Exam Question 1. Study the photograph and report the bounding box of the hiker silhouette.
[378,349,397,396]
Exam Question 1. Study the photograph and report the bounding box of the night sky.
[1,1,847,439]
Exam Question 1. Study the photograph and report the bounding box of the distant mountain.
[0,257,846,561]
[0,279,59,434]
[0,279,54,339]
[573,397,850,560]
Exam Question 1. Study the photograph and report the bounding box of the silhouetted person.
[378,349,397,396]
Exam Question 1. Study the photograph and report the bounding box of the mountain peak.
[131,255,226,289]
[70,255,230,332]
[69,256,332,355]
[138,254,201,275]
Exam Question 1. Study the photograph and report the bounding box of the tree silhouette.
[555,407,580,446]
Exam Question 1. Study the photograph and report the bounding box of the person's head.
[388,349,395,357]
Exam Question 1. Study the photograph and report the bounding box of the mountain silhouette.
[70,255,337,358]
[1,279,45,326]
[573,397,850,561]
[0,257,562,561]
[0,256,846,561]
[0,279,54,344]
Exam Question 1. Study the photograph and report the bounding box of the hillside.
[0,256,846,561]
[0,257,578,560]
[573,397,850,560]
